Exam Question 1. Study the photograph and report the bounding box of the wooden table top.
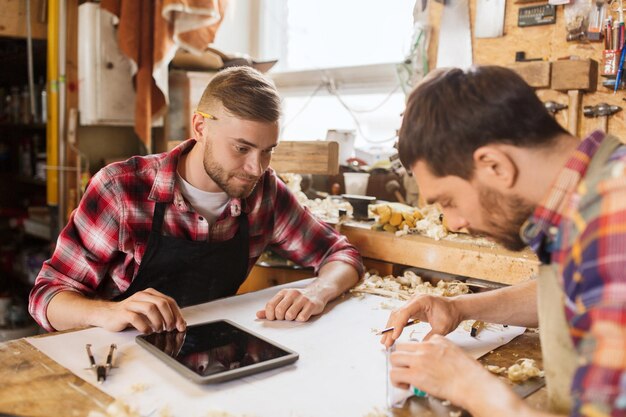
[0,331,547,417]
[341,223,540,286]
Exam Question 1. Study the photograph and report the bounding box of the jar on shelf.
[9,86,20,124]
[20,85,33,124]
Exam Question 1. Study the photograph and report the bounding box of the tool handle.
[106,344,117,368]
[96,365,106,383]
[85,344,96,367]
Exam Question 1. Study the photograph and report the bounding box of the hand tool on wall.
[551,59,598,136]
[385,180,407,204]
[544,101,568,116]
[583,102,622,132]
[509,52,551,89]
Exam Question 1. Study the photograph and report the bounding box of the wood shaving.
[159,406,172,417]
[485,358,544,383]
[506,358,544,383]
[363,407,388,417]
[204,412,254,417]
[129,383,149,393]
[485,365,507,375]
[351,270,470,300]
[378,300,396,310]
[371,203,450,240]
[87,400,140,417]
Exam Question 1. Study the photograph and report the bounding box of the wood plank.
[551,59,598,92]
[167,140,340,175]
[0,338,113,417]
[0,0,48,39]
[341,224,539,285]
[508,61,551,88]
[271,141,339,175]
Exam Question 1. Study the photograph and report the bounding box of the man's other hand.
[381,294,463,348]
[256,288,325,322]
[96,288,186,334]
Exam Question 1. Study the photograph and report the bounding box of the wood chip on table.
[351,270,470,300]
[485,358,545,383]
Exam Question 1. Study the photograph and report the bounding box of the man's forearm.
[46,291,111,331]
[456,279,538,327]
[462,372,561,417]
[309,261,360,303]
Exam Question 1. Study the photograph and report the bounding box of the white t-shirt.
[176,172,230,224]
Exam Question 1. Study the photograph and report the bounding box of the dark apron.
[114,202,249,307]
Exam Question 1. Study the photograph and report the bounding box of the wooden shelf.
[341,222,539,285]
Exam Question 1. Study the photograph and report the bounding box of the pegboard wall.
[427,1,626,141]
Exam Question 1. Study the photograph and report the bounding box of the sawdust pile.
[485,358,545,383]
[351,270,470,300]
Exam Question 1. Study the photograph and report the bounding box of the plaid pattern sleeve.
[524,132,626,417]
[29,140,363,331]
[567,150,626,417]
[267,173,363,276]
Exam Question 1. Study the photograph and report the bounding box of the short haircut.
[197,66,281,123]
[398,66,568,179]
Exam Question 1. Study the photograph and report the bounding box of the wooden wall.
[0,0,48,39]
[427,2,626,140]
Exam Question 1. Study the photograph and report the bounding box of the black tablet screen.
[139,321,291,377]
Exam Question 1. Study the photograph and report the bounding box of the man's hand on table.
[92,288,187,334]
[390,336,490,405]
[256,287,326,322]
[381,294,463,347]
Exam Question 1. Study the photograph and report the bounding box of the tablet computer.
[136,319,299,384]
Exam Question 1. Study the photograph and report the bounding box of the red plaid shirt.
[522,131,626,417]
[29,140,363,331]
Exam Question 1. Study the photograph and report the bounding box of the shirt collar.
[148,138,247,217]
[520,130,606,252]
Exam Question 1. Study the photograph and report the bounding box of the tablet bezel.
[135,319,299,384]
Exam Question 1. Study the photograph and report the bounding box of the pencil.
[377,318,420,335]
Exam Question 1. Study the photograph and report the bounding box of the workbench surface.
[0,281,548,417]
[341,222,540,285]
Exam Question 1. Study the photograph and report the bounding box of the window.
[259,0,415,71]
[218,1,423,156]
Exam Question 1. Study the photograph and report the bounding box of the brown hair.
[398,66,568,179]
[197,66,281,123]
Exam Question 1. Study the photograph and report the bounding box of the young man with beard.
[30,66,363,334]
[381,66,626,417]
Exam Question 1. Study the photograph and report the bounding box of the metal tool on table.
[583,102,622,132]
[85,343,117,384]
